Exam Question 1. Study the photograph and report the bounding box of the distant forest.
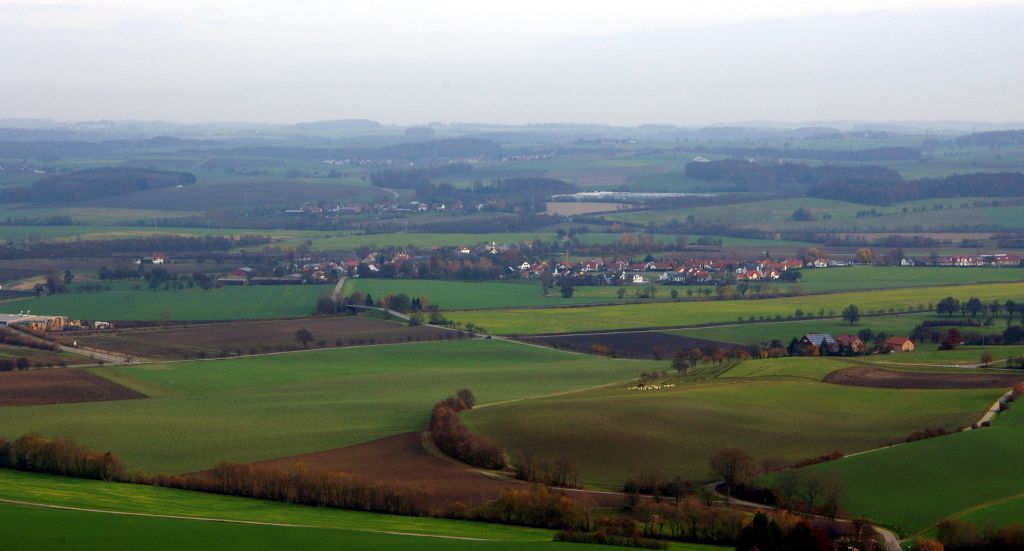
[686,159,1024,205]
[0,167,196,203]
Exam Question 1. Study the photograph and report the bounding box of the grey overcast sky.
[1,0,1022,125]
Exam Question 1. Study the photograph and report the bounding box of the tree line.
[429,389,508,470]
[0,235,269,260]
[0,167,196,203]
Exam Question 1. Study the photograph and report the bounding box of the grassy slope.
[0,340,652,473]
[463,358,1000,488]
[0,284,330,321]
[448,282,1024,334]
[0,471,726,551]
[808,402,1024,536]
[0,470,548,548]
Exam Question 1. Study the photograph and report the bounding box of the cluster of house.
[284,203,364,215]
[934,254,1022,267]
[800,333,914,354]
[508,257,811,285]
[0,313,110,331]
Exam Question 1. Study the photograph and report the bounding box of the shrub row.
[429,390,508,470]
[0,433,125,481]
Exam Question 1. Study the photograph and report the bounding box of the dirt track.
[0,368,145,407]
[824,366,1024,389]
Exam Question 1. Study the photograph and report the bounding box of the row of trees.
[154,461,432,517]
[0,433,125,481]
[937,297,1024,321]
[429,390,508,470]
[0,235,268,260]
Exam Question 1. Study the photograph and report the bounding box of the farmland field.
[0,284,331,321]
[0,343,91,366]
[802,402,1024,535]
[671,311,1011,347]
[0,471,582,551]
[447,282,1024,334]
[71,316,451,360]
[463,358,1002,488]
[268,232,560,251]
[522,331,732,359]
[0,368,144,407]
[0,340,652,473]
[348,279,685,309]
[788,266,1024,293]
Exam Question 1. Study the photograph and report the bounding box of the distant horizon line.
[1,117,1023,132]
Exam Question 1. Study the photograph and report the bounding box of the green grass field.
[673,311,1014,348]
[0,470,554,550]
[0,340,652,473]
[463,358,1000,488]
[789,266,1024,293]
[268,232,560,251]
[0,284,331,321]
[0,471,726,550]
[804,402,1024,536]
[447,282,1024,334]
[349,279,706,309]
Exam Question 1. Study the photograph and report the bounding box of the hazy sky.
[2,0,1023,125]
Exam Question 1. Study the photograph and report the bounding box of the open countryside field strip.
[463,358,1002,489]
[790,266,1024,293]
[672,312,1011,346]
[0,284,330,321]
[350,279,682,309]
[448,282,1024,335]
[805,403,1024,535]
[0,470,561,548]
[0,340,653,473]
[274,232,561,250]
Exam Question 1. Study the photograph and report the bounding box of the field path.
[0,497,493,541]
[59,344,132,365]
[330,277,347,302]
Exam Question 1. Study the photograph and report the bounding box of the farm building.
[885,336,915,352]
[801,333,837,349]
[0,313,68,331]
[835,334,865,353]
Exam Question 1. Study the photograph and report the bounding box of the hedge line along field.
[462,358,1002,489]
[0,284,331,321]
[800,399,1024,536]
[447,282,1024,335]
[0,339,653,474]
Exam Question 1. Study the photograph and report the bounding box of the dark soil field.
[257,431,625,510]
[825,366,1024,389]
[71,316,453,360]
[0,368,145,407]
[523,331,738,359]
